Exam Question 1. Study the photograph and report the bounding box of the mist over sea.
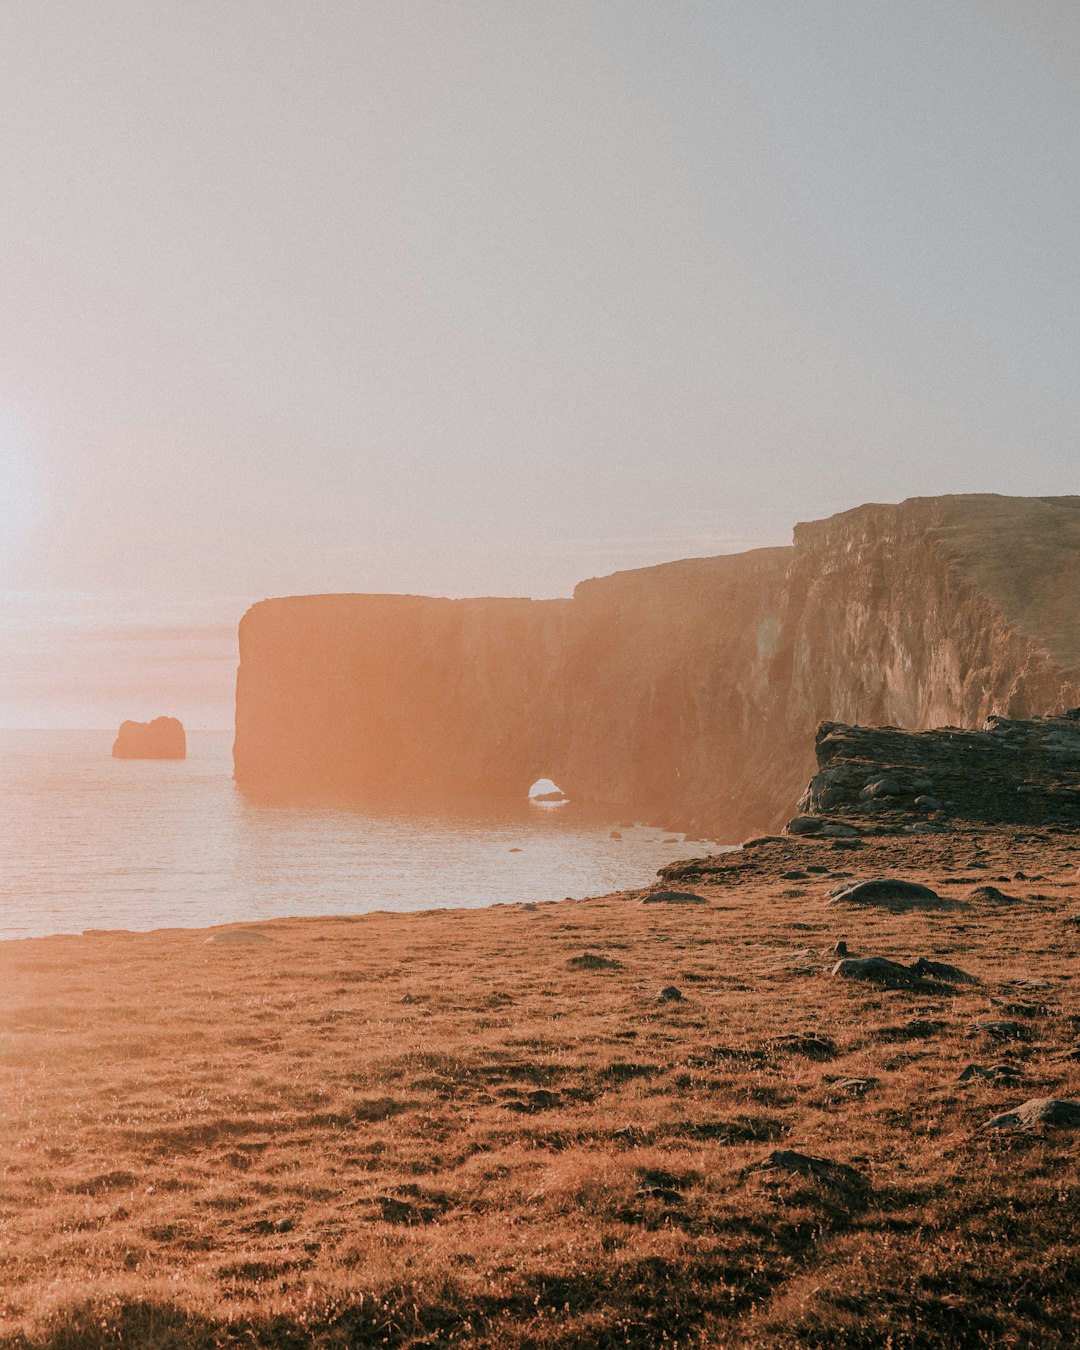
[0,731,715,940]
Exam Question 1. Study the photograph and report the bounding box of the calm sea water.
[0,731,719,940]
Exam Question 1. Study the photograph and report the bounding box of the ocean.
[0,730,720,940]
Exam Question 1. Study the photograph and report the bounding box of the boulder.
[641,890,708,905]
[982,1098,1080,1130]
[831,956,921,989]
[826,878,955,910]
[966,884,1021,904]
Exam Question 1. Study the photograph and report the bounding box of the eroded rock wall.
[233,495,1080,838]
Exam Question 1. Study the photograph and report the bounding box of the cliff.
[233,494,1080,839]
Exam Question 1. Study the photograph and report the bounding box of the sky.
[1,1,1078,727]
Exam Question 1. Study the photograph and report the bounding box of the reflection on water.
[0,731,726,940]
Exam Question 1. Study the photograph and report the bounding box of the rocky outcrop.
[112,716,186,760]
[233,494,1080,838]
[797,712,1080,829]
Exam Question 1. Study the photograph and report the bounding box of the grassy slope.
[1,827,1079,1348]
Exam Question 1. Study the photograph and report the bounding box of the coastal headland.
[233,494,1080,839]
[3,817,1078,1346]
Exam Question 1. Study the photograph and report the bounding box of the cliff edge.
[233,494,1080,838]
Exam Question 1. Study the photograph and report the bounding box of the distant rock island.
[112,716,186,760]
[233,494,1080,838]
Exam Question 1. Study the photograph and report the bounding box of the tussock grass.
[1,826,1079,1346]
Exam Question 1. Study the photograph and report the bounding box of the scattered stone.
[831,956,920,989]
[876,1017,947,1041]
[972,1018,1028,1041]
[908,957,979,985]
[508,847,522,852]
[982,1098,1080,1131]
[751,1149,868,1200]
[828,1077,876,1097]
[861,776,902,799]
[914,795,942,810]
[780,869,810,880]
[826,879,955,911]
[786,816,826,835]
[273,1217,294,1233]
[988,997,1047,1018]
[967,884,1021,904]
[641,890,708,905]
[502,1089,562,1114]
[768,1032,838,1061]
[568,952,622,970]
[957,1063,1023,1083]
[634,1186,684,1204]
[657,986,684,1003]
[831,940,849,957]
[609,830,623,840]
[205,930,271,944]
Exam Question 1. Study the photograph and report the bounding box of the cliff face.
[233,495,1080,838]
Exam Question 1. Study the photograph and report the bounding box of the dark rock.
[908,957,979,985]
[781,869,810,880]
[958,1063,1023,1083]
[877,1017,947,1041]
[973,1018,1028,1041]
[966,884,1021,904]
[983,1098,1080,1130]
[831,940,849,956]
[831,956,921,989]
[914,795,942,810]
[786,816,825,835]
[861,776,902,799]
[112,716,186,760]
[828,1077,876,1096]
[768,1032,838,1061]
[827,879,954,910]
[657,986,684,1003]
[634,1186,684,1204]
[568,952,622,970]
[641,890,708,905]
[752,1149,868,1200]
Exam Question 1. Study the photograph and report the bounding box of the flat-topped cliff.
[233,494,1080,838]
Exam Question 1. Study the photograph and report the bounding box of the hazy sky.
[1,2,1078,725]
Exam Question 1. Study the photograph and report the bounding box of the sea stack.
[111,716,186,760]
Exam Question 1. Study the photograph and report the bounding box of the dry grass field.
[2,826,1079,1347]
